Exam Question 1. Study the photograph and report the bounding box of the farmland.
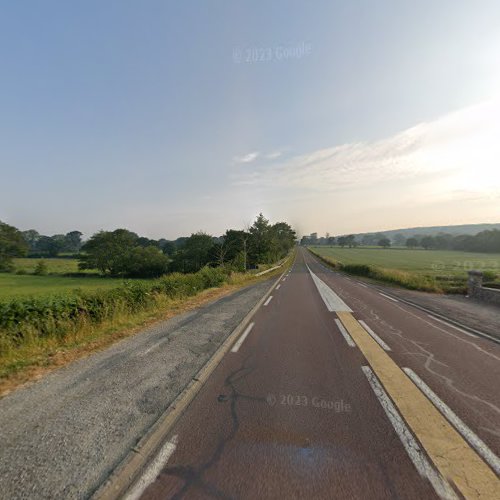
[309,246,500,292]
[0,258,123,299]
[0,274,125,299]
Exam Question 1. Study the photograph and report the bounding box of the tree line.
[0,214,296,277]
[302,229,500,253]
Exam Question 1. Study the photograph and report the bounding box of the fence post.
[467,270,483,298]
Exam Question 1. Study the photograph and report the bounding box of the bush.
[0,265,235,351]
[482,270,497,282]
[34,260,48,276]
[341,264,372,277]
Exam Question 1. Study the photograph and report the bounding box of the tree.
[0,221,29,271]
[35,234,66,257]
[406,237,418,249]
[338,236,347,248]
[120,246,169,277]
[158,239,176,256]
[170,232,215,273]
[392,233,406,247]
[327,236,336,245]
[248,213,273,265]
[64,231,83,252]
[345,234,356,248]
[378,237,391,248]
[78,229,139,275]
[420,236,435,250]
[21,229,40,252]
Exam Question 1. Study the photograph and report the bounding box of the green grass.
[0,273,126,298]
[13,257,93,275]
[309,246,500,293]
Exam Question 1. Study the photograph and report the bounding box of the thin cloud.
[233,152,259,164]
[231,98,500,198]
[265,151,283,160]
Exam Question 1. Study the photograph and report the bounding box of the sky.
[1,1,500,239]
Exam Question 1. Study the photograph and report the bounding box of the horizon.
[10,219,500,243]
[2,2,500,238]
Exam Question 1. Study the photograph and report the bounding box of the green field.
[0,258,127,299]
[310,247,500,276]
[12,257,96,275]
[309,246,500,292]
[0,273,126,299]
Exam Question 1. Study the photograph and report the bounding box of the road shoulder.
[0,277,276,500]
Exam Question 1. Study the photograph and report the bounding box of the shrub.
[34,260,48,276]
[482,270,497,282]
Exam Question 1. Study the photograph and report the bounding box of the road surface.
[129,248,500,499]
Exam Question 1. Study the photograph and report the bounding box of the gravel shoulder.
[0,278,274,500]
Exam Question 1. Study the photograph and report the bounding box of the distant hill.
[371,223,500,238]
[351,223,500,242]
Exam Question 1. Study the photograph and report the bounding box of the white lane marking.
[359,320,391,351]
[379,292,399,303]
[334,319,356,347]
[282,278,287,282]
[362,366,458,500]
[344,277,352,281]
[403,368,500,475]
[231,322,255,353]
[306,264,353,312]
[264,296,273,306]
[426,315,477,339]
[276,284,281,290]
[358,282,368,288]
[125,435,178,500]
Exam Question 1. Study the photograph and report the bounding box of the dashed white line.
[379,292,399,303]
[362,366,457,500]
[264,296,273,306]
[358,283,368,288]
[426,315,477,339]
[282,278,287,282]
[276,284,281,290]
[231,322,255,353]
[124,435,178,500]
[403,368,500,475]
[334,319,356,347]
[359,320,391,351]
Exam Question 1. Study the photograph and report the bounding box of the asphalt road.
[137,248,500,499]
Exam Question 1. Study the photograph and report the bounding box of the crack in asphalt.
[162,349,267,499]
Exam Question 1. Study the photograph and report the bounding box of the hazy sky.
[2,1,500,239]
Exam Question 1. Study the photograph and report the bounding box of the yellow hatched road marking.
[337,311,499,499]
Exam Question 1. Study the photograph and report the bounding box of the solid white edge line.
[124,435,178,500]
[358,320,392,351]
[361,366,457,500]
[403,367,500,475]
[264,296,273,306]
[426,315,478,339]
[276,284,281,290]
[231,322,255,353]
[334,319,356,347]
[379,292,399,303]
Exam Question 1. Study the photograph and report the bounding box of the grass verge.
[0,261,290,398]
[308,248,447,293]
